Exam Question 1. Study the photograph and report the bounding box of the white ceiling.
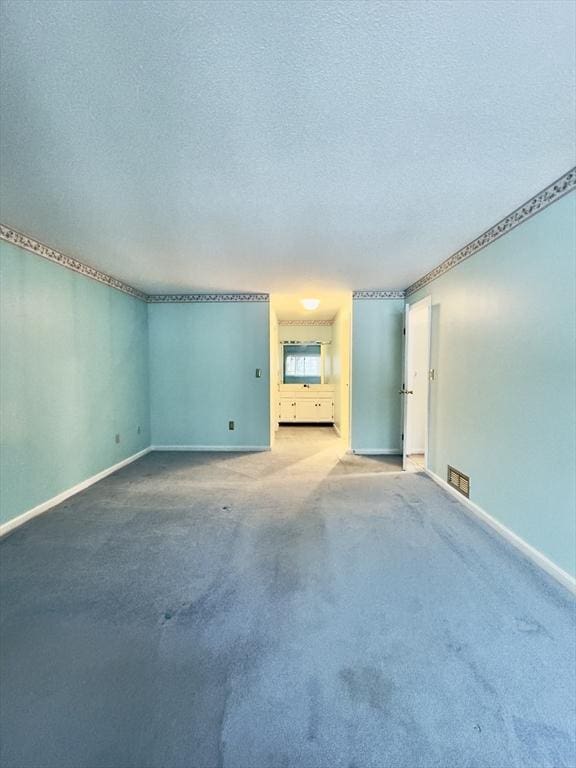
[1,0,574,295]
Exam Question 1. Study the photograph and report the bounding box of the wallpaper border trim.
[0,224,148,301]
[353,290,405,300]
[3,166,574,302]
[278,319,334,326]
[0,225,269,303]
[406,167,576,295]
[147,293,269,303]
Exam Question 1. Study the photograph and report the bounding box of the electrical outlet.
[115,433,120,444]
[228,420,235,431]
[255,368,262,378]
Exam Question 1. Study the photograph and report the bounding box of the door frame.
[402,296,432,471]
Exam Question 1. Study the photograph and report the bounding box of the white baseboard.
[0,447,152,538]
[349,448,402,455]
[152,445,270,452]
[425,469,576,595]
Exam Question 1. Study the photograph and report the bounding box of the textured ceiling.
[1,0,575,294]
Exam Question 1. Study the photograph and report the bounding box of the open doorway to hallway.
[269,293,352,452]
[402,297,431,472]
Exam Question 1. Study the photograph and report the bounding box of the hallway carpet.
[1,429,574,768]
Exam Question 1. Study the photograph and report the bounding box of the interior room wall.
[407,303,429,454]
[351,298,404,453]
[269,306,279,445]
[149,301,270,449]
[0,240,150,527]
[329,301,352,443]
[329,314,342,427]
[408,191,576,578]
[278,324,332,343]
[340,302,352,446]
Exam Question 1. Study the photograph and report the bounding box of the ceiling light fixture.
[300,298,320,311]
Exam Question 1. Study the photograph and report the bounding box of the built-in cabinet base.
[277,385,335,424]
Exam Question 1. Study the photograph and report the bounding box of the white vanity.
[278,384,335,423]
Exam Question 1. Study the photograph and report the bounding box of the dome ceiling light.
[300,298,320,311]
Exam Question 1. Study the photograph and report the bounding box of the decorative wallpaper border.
[406,167,576,296]
[278,319,334,325]
[147,293,269,303]
[0,225,269,303]
[4,167,574,304]
[0,224,148,301]
[353,290,405,300]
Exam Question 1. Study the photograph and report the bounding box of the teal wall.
[351,298,404,452]
[408,192,576,577]
[0,240,150,526]
[149,302,270,448]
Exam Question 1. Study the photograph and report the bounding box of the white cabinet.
[314,399,333,421]
[295,399,318,421]
[279,395,334,423]
[279,398,297,421]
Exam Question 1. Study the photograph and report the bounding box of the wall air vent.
[447,466,470,498]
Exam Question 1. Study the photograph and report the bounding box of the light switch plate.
[255,368,262,378]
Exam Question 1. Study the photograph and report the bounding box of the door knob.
[398,389,414,395]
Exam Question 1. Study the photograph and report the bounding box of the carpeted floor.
[1,427,574,768]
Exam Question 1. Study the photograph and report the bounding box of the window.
[283,344,322,384]
[285,353,321,378]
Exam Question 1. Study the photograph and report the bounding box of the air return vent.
[447,466,470,498]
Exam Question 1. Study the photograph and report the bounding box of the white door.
[402,297,432,470]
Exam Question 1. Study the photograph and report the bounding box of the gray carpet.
[1,428,575,768]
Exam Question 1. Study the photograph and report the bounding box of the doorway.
[402,297,431,472]
[269,292,352,452]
